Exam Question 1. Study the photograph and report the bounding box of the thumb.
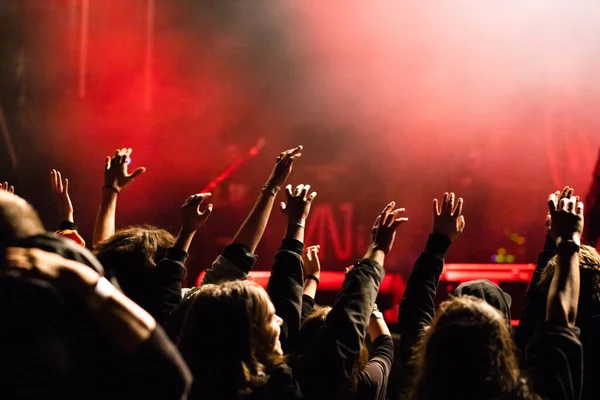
[280,202,287,214]
[458,215,466,231]
[129,167,146,180]
[201,204,214,220]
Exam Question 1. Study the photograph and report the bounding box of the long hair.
[407,296,535,400]
[93,225,175,298]
[296,306,369,394]
[178,280,285,399]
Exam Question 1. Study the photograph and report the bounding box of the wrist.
[556,233,581,247]
[102,185,120,197]
[179,227,197,237]
[62,213,75,223]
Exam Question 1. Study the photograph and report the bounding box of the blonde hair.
[539,245,600,291]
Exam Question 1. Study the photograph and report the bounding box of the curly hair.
[178,280,285,399]
[539,245,600,292]
[407,296,538,400]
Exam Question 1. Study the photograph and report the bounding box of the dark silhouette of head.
[0,191,44,245]
[408,296,534,400]
[93,225,175,307]
[178,280,284,399]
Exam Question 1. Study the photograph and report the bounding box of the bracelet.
[306,274,320,285]
[102,185,120,195]
[86,277,117,310]
[556,239,581,253]
[291,218,306,228]
[261,184,280,197]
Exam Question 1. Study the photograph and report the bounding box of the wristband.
[306,274,320,285]
[556,239,581,253]
[261,184,280,197]
[102,185,120,195]
[86,277,117,310]
[291,218,306,228]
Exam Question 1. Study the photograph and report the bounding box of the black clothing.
[356,335,394,400]
[292,257,385,400]
[0,234,191,399]
[527,323,583,400]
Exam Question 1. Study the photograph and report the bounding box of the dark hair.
[408,296,537,400]
[0,192,44,244]
[178,280,285,399]
[296,305,369,394]
[93,225,175,300]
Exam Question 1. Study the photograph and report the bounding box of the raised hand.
[181,193,213,234]
[50,169,74,223]
[371,201,408,254]
[1,181,14,193]
[303,245,321,278]
[546,186,574,238]
[548,192,584,245]
[432,192,465,242]
[280,183,317,221]
[266,146,303,189]
[104,148,146,192]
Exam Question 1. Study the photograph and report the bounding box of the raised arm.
[201,146,302,285]
[391,192,464,400]
[515,186,573,351]
[92,148,146,245]
[149,193,213,325]
[297,202,407,399]
[50,170,86,247]
[267,183,317,353]
[546,194,583,326]
[301,245,321,322]
[526,193,584,400]
[231,146,302,252]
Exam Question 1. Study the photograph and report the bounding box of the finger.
[566,187,574,199]
[458,215,466,232]
[453,198,464,217]
[56,171,64,193]
[2,182,6,191]
[280,202,287,214]
[114,149,121,158]
[8,186,14,194]
[301,184,310,200]
[289,145,303,156]
[391,208,406,217]
[560,186,570,200]
[380,201,395,226]
[285,184,293,199]
[50,170,57,190]
[200,204,214,219]
[566,197,576,212]
[198,192,212,200]
[392,217,409,229]
[125,148,132,157]
[307,191,317,202]
[64,178,69,195]
[289,152,302,161]
[129,167,146,180]
[577,201,584,216]
[433,198,440,216]
[294,184,304,197]
[446,193,455,213]
[547,193,558,213]
[559,198,569,212]
[442,192,449,211]
[372,215,381,231]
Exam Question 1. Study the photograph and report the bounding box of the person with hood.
[454,279,512,322]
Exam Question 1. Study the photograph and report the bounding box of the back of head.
[454,279,512,322]
[409,296,528,400]
[178,280,283,399]
[0,191,44,245]
[94,225,174,304]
